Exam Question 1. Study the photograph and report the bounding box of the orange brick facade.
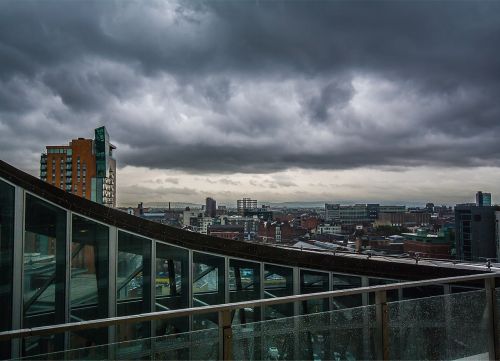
[43,139,96,200]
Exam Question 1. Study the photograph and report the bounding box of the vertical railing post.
[107,226,117,361]
[219,310,233,360]
[375,290,389,360]
[293,267,300,360]
[11,186,25,359]
[485,277,499,361]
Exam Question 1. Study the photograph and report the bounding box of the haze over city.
[1,1,500,206]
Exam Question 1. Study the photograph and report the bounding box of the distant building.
[223,215,260,239]
[243,208,273,221]
[39,126,116,207]
[216,205,227,216]
[375,212,431,228]
[300,216,320,231]
[206,197,217,218]
[258,221,307,243]
[208,224,244,241]
[325,203,340,222]
[237,198,257,215]
[316,224,342,235]
[476,191,492,207]
[325,203,405,225]
[401,228,453,259]
[455,204,497,261]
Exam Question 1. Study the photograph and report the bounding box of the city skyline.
[1,1,500,206]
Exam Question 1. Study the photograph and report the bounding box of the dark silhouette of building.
[476,191,492,207]
[455,204,497,261]
[205,197,217,218]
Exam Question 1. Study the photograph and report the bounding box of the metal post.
[64,211,72,351]
[293,267,301,360]
[11,186,24,359]
[150,240,156,339]
[107,226,117,361]
[375,290,389,360]
[188,249,193,361]
[219,310,233,360]
[361,276,370,361]
[485,278,499,360]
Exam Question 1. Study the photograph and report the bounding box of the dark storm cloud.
[1,0,500,174]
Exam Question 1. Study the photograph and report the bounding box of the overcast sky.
[1,1,500,206]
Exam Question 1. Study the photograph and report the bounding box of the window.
[229,259,261,324]
[264,264,294,320]
[117,231,152,341]
[70,215,109,348]
[23,194,66,355]
[300,270,329,314]
[192,252,225,330]
[155,243,189,334]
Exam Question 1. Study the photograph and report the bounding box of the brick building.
[40,126,116,207]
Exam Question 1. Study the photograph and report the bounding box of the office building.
[325,203,340,222]
[325,203,405,225]
[39,126,116,207]
[205,197,217,218]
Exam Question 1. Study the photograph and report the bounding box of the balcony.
[0,273,498,360]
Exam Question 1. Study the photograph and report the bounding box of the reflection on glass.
[229,259,261,325]
[155,242,189,335]
[264,264,294,320]
[193,252,225,330]
[232,305,377,361]
[70,214,109,349]
[332,273,362,309]
[0,180,14,359]
[23,193,67,355]
[117,231,151,342]
[300,270,329,314]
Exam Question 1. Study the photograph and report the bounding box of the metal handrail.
[0,272,497,341]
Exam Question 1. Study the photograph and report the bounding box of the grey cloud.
[0,0,500,175]
[304,79,354,123]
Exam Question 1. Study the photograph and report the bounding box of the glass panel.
[388,290,488,360]
[192,252,225,330]
[229,259,261,326]
[233,305,377,361]
[0,180,14,359]
[155,242,189,335]
[332,273,362,309]
[70,214,109,349]
[23,194,67,356]
[117,231,152,342]
[300,270,329,314]
[264,264,294,320]
[20,327,219,361]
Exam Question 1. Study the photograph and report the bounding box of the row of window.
[47,148,72,155]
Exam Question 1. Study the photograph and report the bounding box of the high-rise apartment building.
[206,197,217,218]
[237,198,257,215]
[39,126,116,207]
[476,191,492,207]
